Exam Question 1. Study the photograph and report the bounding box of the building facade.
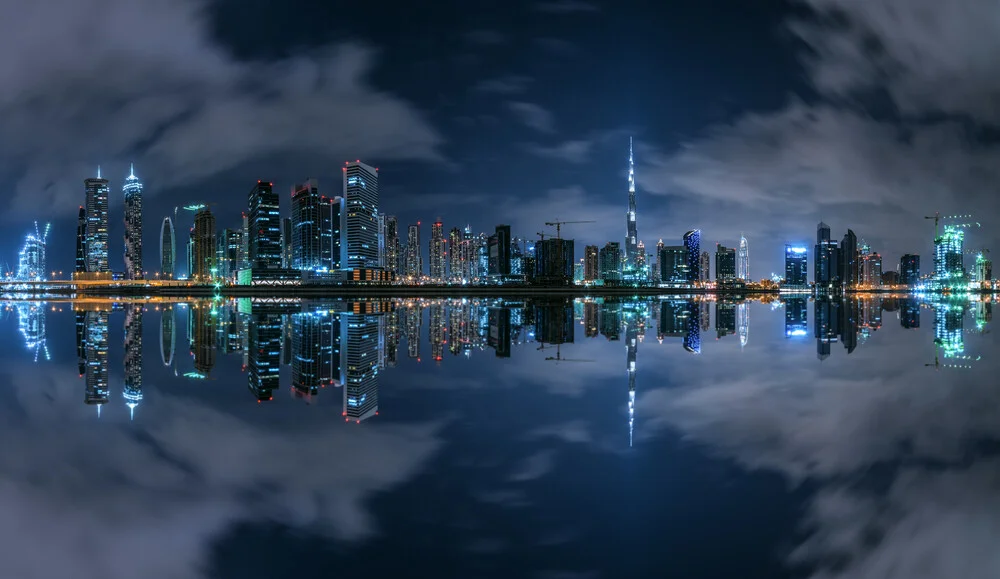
[160,217,175,278]
[84,170,110,273]
[429,220,445,280]
[658,245,687,283]
[405,223,422,278]
[123,164,143,280]
[683,230,701,284]
[784,245,808,286]
[343,161,380,269]
[584,245,599,281]
[737,235,749,280]
[599,242,622,282]
[248,181,282,269]
[192,208,216,280]
[715,244,737,282]
[899,254,920,286]
[75,207,87,273]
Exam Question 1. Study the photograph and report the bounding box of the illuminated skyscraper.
[862,252,883,286]
[599,242,622,282]
[123,304,143,420]
[683,230,701,283]
[192,208,216,280]
[248,181,282,269]
[291,179,325,271]
[488,225,512,277]
[75,207,87,273]
[405,223,422,277]
[699,251,710,282]
[282,217,292,268]
[448,227,462,280]
[624,137,639,272]
[839,229,858,287]
[737,235,749,280]
[216,228,242,280]
[16,222,49,282]
[84,169,110,273]
[123,164,143,280]
[899,254,920,286]
[657,245,686,283]
[715,244,737,282]
[974,253,992,283]
[429,221,445,280]
[84,310,110,412]
[385,216,401,276]
[160,217,175,277]
[584,245,599,281]
[784,245,808,286]
[934,226,965,282]
[814,222,839,286]
[343,160,380,269]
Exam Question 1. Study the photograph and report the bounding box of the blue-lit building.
[160,217,175,278]
[784,298,808,337]
[599,242,622,282]
[784,245,808,286]
[292,180,324,271]
[123,164,144,280]
[292,310,339,402]
[683,230,701,283]
[84,170,110,273]
[84,311,110,411]
[814,222,839,287]
[248,180,282,269]
[343,161,380,269]
[342,313,381,422]
[658,245,687,283]
[248,311,282,401]
[900,254,920,286]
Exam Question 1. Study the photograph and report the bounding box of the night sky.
[2,0,996,278]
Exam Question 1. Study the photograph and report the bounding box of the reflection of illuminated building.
[447,305,463,356]
[814,298,839,360]
[429,304,445,362]
[487,307,512,357]
[658,300,688,337]
[160,305,176,368]
[535,300,574,345]
[600,302,621,340]
[583,302,598,337]
[385,307,401,365]
[248,311,282,402]
[15,302,49,362]
[291,311,339,403]
[715,302,736,339]
[784,298,808,337]
[192,305,217,375]
[934,302,965,356]
[216,307,242,354]
[626,312,638,446]
[76,310,86,376]
[342,314,381,422]
[683,301,700,354]
[737,302,749,348]
[84,311,110,413]
[405,305,421,359]
[123,304,143,419]
[899,299,921,329]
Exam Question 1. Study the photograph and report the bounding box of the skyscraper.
[385,216,401,276]
[699,251,710,282]
[624,137,639,273]
[248,312,282,401]
[75,207,87,273]
[248,181,282,269]
[405,223,422,277]
[934,226,965,282]
[599,242,622,282]
[342,313,381,422]
[282,217,292,268]
[160,217,175,278]
[683,230,701,283]
[84,169,110,273]
[975,253,992,283]
[217,228,242,279]
[16,222,49,282]
[291,179,325,271]
[448,227,462,280]
[535,238,574,284]
[862,252,883,286]
[715,244,737,281]
[658,245,687,283]
[192,208,216,280]
[123,164,143,280]
[331,196,344,269]
[584,245,599,281]
[784,245,808,286]
[899,254,920,286]
[839,229,858,287]
[737,235,749,280]
[429,220,445,280]
[488,225,512,277]
[814,222,839,286]
[343,160,380,269]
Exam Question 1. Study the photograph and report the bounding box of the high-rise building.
[342,313,380,422]
[488,225,512,277]
[405,223,422,277]
[331,196,344,270]
[839,229,858,287]
[192,302,216,375]
[192,208,216,280]
[862,252,883,286]
[535,238,574,284]
[160,217,175,278]
[814,222,839,286]
[429,220,445,280]
[291,179,323,271]
[599,242,622,282]
[84,169,110,273]
[683,230,701,284]
[584,245,599,281]
[654,239,664,283]
[187,229,195,279]
[624,137,639,273]
[15,222,48,282]
[343,160,380,269]
[248,181,282,269]
[934,226,965,282]
[658,245,687,283]
[737,235,749,280]
[282,217,292,268]
[123,304,143,419]
[84,311,109,410]
[974,253,992,283]
[699,251,710,282]
[784,245,808,286]
[239,213,250,271]
[75,207,87,273]
[385,216,401,276]
[216,228,242,280]
[899,254,920,286]
[123,164,143,280]
[448,227,462,280]
[319,195,334,270]
[715,244,737,282]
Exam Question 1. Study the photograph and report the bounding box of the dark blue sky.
[1,0,998,278]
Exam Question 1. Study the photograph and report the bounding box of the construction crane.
[925,213,978,237]
[536,232,549,242]
[540,342,595,363]
[544,220,595,240]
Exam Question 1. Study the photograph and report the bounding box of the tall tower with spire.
[84,167,110,273]
[625,137,639,274]
[737,234,749,280]
[123,163,144,279]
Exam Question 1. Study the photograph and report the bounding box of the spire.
[129,162,135,179]
[628,136,635,194]
[97,165,101,179]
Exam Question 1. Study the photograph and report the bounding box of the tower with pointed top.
[84,167,110,273]
[625,137,639,274]
[123,163,144,279]
[737,234,749,280]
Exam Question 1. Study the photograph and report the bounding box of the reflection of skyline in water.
[52,296,993,430]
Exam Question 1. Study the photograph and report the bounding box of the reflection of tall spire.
[737,302,749,349]
[160,304,176,368]
[625,137,639,272]
[625,305,639,447]
[123,304,143,420]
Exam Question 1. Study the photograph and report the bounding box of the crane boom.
[543,220,596,239]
